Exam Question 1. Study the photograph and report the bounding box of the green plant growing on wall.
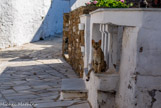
[85,0,133,8]
[97,0,128,8]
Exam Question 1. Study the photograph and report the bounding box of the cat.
[86,39,107,81]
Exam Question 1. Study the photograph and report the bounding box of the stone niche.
[85,23,122,108]
[91,24,124,72]
[80,8,161,108]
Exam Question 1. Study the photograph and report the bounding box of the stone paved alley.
[0,37,90,108]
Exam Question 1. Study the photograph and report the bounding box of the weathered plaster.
[80,8,161,108]
[115,27,138,108]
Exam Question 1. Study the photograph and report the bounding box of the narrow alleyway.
[0,37,90,108]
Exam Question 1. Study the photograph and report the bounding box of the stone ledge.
[84,68,119,92]
[90,8,161,15]
[95,73,119,92]
[61,78,87,92]
[60,78,88,100]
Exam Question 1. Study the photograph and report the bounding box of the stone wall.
[0,0,70,49]
[62,6,98,77]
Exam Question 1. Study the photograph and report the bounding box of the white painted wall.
[0,0,70,49]
[115,27,138,108]
[80,8,161,108]
[70,0,90,11]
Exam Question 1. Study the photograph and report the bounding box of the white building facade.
[0,0,73,49]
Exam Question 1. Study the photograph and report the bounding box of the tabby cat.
[86,39,106,81]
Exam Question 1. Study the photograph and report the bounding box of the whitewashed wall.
[70,0,90,10]
[80,8,161,108]
[0,0,70,49]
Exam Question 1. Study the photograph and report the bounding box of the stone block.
[60,78,87,100]
[95,73,119,92]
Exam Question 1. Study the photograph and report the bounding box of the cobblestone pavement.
[0,37,90,108]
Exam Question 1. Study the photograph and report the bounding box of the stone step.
[95,73,119,92]
[60,78,87,100]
